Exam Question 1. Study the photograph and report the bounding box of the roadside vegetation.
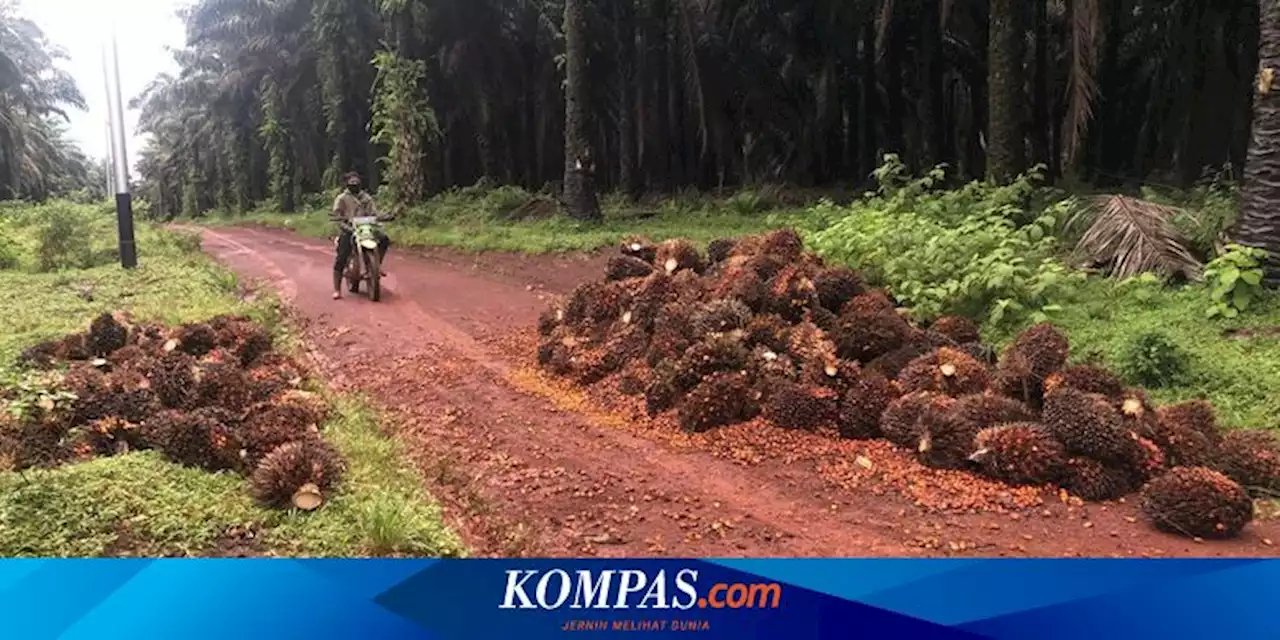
[219,184,799,254]
[219,158,1279,432]
[0,202,464,557]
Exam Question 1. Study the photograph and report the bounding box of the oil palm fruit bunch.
[1140,467,1254,539]
[250,437,346,511]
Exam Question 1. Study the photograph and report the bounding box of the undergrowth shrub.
[1118,331,1193,388]
[1203,244,1267,319]
[65,188,101,205]
[157,228,203,255]
[0,202,128,272]
[723,186,782,215]
[1143,166,1239,259]
[485,185,538,217]
[1,370,77,421]
[301,191,331,212]
[0,227,19,270]
[131,198,155,221]
[805,158,1080,326]
[36,204,100,272]
[403,182,540,226]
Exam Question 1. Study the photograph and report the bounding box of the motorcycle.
[337,214,393,301]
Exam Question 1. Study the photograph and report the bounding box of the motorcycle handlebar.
[332,216,392,229]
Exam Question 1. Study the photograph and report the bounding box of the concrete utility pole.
[103,35,137,268]
[103,120,115,197]
[100,52,115,197]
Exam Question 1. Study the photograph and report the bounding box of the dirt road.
[194,225,1280,557]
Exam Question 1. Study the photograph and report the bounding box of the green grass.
[0,397,462,556]
[991,277,1280,430]
[225,182,1280,433]
[0,201,464,557]
[0,453,264,556]
[216,187,796,254]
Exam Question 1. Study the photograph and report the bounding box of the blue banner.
[1,558,1277,639]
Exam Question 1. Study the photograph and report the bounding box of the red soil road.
[193,224,1280,558]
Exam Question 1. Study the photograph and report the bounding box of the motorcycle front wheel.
[364,250,382,302]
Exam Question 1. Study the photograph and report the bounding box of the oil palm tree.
[1236,0,1280,282]
[562,0,601,219]
[116,0,1264,217]
[1,1,90,200]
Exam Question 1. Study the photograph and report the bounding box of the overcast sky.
[18,0,186,173]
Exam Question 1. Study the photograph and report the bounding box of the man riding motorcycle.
[331,172,391,300]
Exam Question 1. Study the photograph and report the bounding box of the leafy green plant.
[160,229,204,255]
[725,189,767,216]
[1203,244,1267,319]
[1117,331,1193,388]
[131,198,154,221]
[0,228,19,270]
[483,185,538,217]
[258,76,296,213]
[36,205,98,272]
[371,48,439,207]
[1,371,77,422]
[804,162,1077,326]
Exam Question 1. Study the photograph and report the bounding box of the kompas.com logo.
[498,569,782,610]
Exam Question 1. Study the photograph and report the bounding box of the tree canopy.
[128,0,1259,219]
[0,1,101,202]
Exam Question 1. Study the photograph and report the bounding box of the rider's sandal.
[332,292,341,300]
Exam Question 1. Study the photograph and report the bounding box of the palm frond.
[0,50,20,91]
[875,0,894,60]
[1069,194,1204,280]
[1062,0,1101,167]
[675,0,710,158]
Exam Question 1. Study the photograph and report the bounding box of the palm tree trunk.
[860,16,878,180]
[1032,0,1051,176]
[669,40,689,186]
[1236,1,1262,171]
[986,0,1026,183]
[233,124,251,212]
[884,30,906,159]
[651,0,672,191]
[918,0,944,169]
[563,0,602,220]
[844,74,860,180]
[1235,0,1280,283]
[615,0,639,200]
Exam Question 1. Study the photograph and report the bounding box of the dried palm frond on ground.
[1067,194,1203,280]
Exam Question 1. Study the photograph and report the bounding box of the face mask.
[346,184,360,194]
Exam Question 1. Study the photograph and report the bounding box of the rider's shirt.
[331,191,375,224]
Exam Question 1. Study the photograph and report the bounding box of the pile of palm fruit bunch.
[0,313,344,511]
[536,228,1280,540]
